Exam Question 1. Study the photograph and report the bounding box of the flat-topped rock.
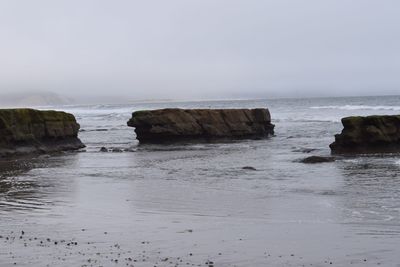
[330,115,400,154]
[0,109,85,157]
[127,108,274,143]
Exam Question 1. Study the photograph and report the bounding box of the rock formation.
[127,108,274,143]
[300,156,336,164]
[330,115,400,154]
[0,109,85,157]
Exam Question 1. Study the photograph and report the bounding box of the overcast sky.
[0,0,399,100]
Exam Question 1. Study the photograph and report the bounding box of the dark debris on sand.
[0,230,380,266]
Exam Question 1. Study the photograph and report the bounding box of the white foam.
[52,107,133,116]
[310,105,400,111]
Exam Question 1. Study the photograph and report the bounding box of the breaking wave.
[310,105,400,111]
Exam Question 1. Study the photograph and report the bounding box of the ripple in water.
[2,96,400,266]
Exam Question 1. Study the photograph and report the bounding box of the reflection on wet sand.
[337,156,400,236]
[1,150,400,266]
[1,96,400,266]
[0,154,78,214]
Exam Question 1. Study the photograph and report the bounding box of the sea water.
[0,95,400,266]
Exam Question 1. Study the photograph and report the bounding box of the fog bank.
[1,0,399,100]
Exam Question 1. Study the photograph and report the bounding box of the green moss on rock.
[0,109,84,157]
[330,115,400,154]
[127,108,274,143]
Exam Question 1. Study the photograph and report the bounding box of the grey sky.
[0,0,399,100]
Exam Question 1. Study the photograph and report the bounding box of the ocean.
[1,95,400,266]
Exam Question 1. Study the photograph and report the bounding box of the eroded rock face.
[0,109,85,157]
[330,115,400,154]
[127,108,274,143]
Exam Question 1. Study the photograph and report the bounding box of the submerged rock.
[330,115,400,154]
[300,156,336,164]
[127,108,274,143]
[0,109,85,157]
[292,147,318,153]
[99,147,108,152]
[242,166,257,171]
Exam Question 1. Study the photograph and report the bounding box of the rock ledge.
[127,108,274,143]
[0,109,85,157]
[330,115,400,154]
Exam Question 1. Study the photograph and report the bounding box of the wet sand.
[1,148,400,267]
[1,97,400,266]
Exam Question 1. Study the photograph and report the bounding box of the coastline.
[1,96,400,266]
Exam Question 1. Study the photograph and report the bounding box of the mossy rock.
[0,108,84,157]
[330,115,400,154]
[127,108,274,143]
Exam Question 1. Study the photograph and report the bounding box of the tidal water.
[1,96,400,267]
